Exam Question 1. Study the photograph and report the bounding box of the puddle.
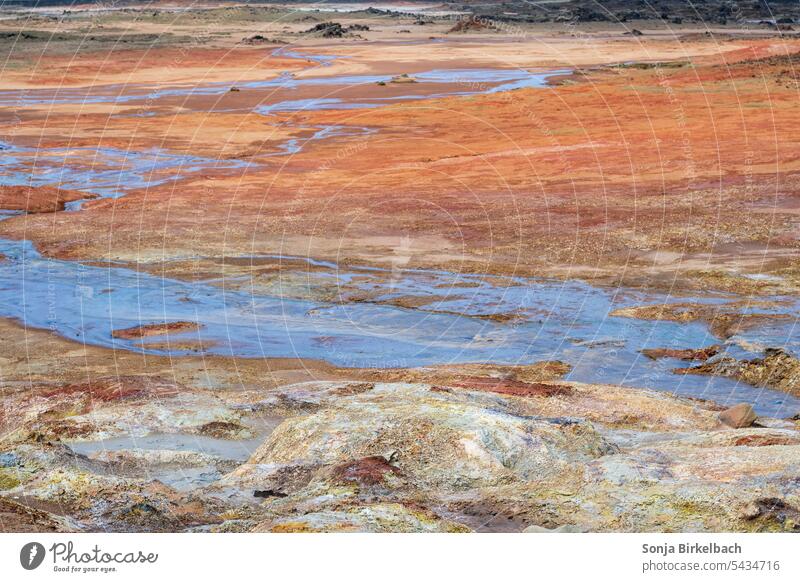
[66,416,285,490]
[67,427,278,462]
[0,141,251,208]
[0,49,564,111]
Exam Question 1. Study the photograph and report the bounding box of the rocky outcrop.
[611,302,791,339]
[448,16,496,33]
[389,73,417,84]
[0,376,247,443]
[303,22,368,38]
[207,379,800,532]
[0,496,76,532]
[677,348,800,397]
[305,22,347,38]
[111,321,202,339]
[246,383,615,489]
[641,345,721,361]
[240,34,279,46]
[3,372,799,533]
[0,185,96,213]
[0,444,224,532]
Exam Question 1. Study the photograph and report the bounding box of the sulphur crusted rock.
[254,503,469,533]
[208,380,800,532]
[245,383,617,491]
[0,443,227,532]
[1,376,248,443]
[3,376,800,532]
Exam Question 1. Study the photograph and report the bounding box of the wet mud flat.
[2,219,799,416]
[0,45,797,415]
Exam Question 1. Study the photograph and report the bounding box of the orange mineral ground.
[1,25,799,294]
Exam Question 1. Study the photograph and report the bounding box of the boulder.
[390,73,417,84]
[719,403,758,428]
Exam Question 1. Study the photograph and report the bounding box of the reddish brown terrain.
[1,29,800,294]
[0,185,94,213]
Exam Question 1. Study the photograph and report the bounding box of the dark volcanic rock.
[254,489,288,498]
[240,34,277,45]
[453,0,800,27]
[304,22,348,38]
[303,22,369,38]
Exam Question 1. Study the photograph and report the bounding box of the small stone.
[739,502,762,520]
[523,524,586,533]
[555,524,586,533]
[719,403,757,428]
[254,489,287,499]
